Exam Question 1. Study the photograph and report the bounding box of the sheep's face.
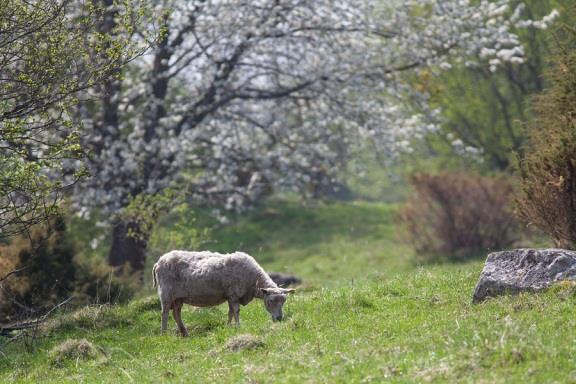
[261,288,295,321]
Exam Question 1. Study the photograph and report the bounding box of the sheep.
[152,250,295,336]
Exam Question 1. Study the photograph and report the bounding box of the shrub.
[397,172,519,262]
[515,23,576,249]
[0,237,31,321]
[148,202,209,255]
[0,217,139,323]
[0,216,77,321]
[16,216,77,310]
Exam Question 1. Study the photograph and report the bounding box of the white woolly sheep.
[152,250,295,336]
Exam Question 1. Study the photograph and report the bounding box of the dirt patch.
[225,334,264,352]
[48,338,103,367]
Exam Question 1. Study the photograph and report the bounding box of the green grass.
[2,265,576,383]
[2,201,575,383]
[205,200,412,285]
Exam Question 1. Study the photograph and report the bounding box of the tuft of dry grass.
[225,334,265,352]
[48,339,101,367]
[43,304,130,334]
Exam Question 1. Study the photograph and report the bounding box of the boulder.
[472,248,576,303]
[267,272,302,287]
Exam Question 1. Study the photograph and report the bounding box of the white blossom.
[70,0,558,214]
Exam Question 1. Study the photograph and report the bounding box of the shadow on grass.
[178,307,226,337]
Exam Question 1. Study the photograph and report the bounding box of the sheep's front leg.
[228,300,240,326]
[227,302,234,325]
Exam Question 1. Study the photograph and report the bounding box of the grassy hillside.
[205,201,412,285]
[2,265,576,383]
[1,201,575,383]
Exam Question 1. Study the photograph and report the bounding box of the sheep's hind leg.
[161,300,171,334]
[173,299,189,337]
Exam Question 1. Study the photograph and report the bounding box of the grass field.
[1,201,575,383]
[206,200,412,285]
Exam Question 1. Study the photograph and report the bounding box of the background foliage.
[515,19,576,248]
[0,0,147,237]
[397,172,520,262]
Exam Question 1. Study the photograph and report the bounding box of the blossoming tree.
[72,0,558,270]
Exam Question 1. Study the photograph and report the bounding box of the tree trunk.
[107,218,148,272]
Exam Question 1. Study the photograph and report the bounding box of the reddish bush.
[397,172,519,262]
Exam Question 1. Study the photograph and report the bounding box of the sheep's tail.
[152,263,158,289]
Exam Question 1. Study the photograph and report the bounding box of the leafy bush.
[397,172,519,262]
[0,217,139,322]
[515,22,576,249]
[0,237,31,321]
[148,203,209,255]
[146,202,209,286]
[0,217,77,321]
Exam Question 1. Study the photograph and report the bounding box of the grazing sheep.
[152,250,295,336]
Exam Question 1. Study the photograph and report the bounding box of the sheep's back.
[154,250,261,303]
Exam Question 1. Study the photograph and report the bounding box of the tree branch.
[0,267,27,284]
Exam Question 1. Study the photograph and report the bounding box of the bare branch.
[0,296,74,337]
[0,267,28,284]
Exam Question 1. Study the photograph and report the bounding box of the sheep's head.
[260,288,295,321]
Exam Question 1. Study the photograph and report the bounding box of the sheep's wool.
[153,251,277,307]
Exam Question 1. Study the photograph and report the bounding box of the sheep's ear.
[283,288,296,294]
[260,288,271,295]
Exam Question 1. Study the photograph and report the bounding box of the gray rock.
[472,248,576,303]
[267,272,302,287]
